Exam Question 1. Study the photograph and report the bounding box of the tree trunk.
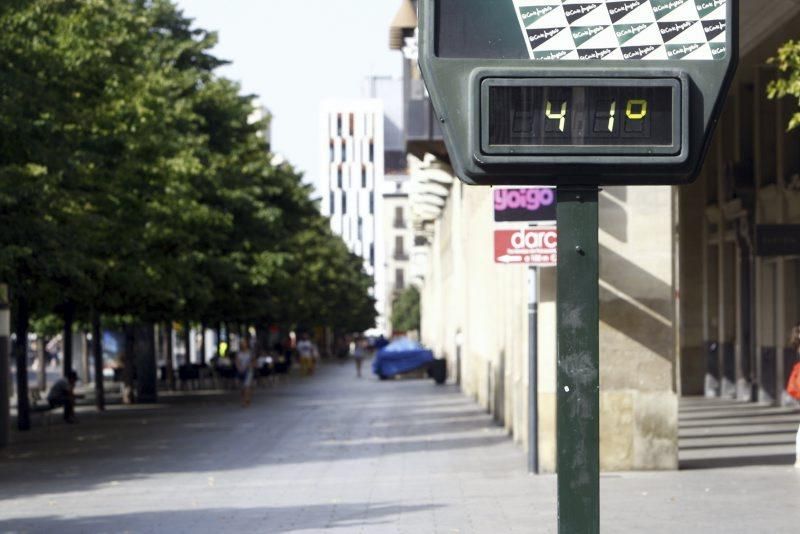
[122,325,136,404]
[216,323,222,357]
[62,302,75,376]
[81,331,90,384]
[200,322,207,365]
[165,322,175,390]
[0,284,11,448]
[135,324,158,403]
[36,337,46,393]
[183,321,191,365]
[92,311,105,411]
[14,294,30,431]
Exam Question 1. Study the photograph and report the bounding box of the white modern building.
[248,101,272,152]
[319,99,387,334]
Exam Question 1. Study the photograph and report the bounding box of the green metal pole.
[556,186,600,534]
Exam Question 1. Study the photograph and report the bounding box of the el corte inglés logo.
[512,0,728,61]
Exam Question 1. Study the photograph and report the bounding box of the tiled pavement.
[1,363,799,533]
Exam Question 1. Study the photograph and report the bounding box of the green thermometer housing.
[418,0,739,186]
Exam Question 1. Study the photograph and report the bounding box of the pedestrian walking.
[351,336,367,378]
[788,323,800,468]
[297,334,316,376]
[47,370,80,423]
[235,339,255,407]
[787,323,800,401]
[791,322,800,357]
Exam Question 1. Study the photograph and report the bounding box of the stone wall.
[419,177,678,471]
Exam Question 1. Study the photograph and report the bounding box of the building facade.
[382,176,414,335]
[366,77,416,336]
[389,0,800,472]
[319,100,387,333]
[679,5,800,405]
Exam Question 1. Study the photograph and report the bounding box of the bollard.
[795,423,799,469]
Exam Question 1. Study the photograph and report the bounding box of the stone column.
[598,186,678,470]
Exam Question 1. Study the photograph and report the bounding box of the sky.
[175,0,402,187]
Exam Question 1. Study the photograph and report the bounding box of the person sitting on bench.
[47,370,79,424]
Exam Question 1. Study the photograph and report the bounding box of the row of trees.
[0,0,376,425]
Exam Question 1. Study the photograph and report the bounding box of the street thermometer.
[420,0,737,186]
[418,1,738,532]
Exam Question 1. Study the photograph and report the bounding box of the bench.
[28,389,58,426]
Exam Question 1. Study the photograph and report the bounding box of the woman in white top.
[235,339,255,407]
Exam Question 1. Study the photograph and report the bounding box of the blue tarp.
[372,338,434,378]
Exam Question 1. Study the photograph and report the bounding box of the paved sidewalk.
[1,363,799,533]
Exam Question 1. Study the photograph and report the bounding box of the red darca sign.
[495,228,558,266]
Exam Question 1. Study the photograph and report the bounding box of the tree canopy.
[391,286,420,334]
[0,0,376,337]
[768,39,800,131]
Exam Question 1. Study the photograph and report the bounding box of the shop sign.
[495,227,558,266]
[494,187,557,223]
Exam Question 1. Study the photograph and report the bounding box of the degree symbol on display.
[626,99,648,120]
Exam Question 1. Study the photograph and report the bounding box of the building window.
[329,192,335,215]
[395,236,405,259]
[394,207,405,228]
[342,193,347,214]
[368,142,374,162]
[358,217,363,240]
[342,140,348,162]
[395,269,405,290]
[349,113,355,136]
[369,192,374,215]
[337,167,343,189]
[336,114,343,136]
[329,141,335,163]
[369,244,375,267]
[362,166,367,188]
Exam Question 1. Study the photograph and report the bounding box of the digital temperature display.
[481,79,681,156]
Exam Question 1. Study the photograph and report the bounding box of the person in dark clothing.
[47,370,79,423]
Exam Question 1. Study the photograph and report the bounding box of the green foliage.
[768,40,800,131]
[0,0,376,337]
[392,286,420,334]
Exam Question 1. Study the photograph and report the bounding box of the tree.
[768,40,800,131]
[392,286,420,334]
[0,0,378,420]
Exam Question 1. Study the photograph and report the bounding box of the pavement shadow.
[0,365,516,501]
[678,398,800,470]
[1,502,443,533]
[680,454,796,470]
